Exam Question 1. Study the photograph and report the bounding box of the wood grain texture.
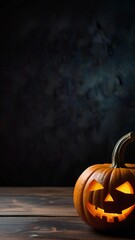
[0,187,133,239]
[0,187,76,216]
[0,217,133,240]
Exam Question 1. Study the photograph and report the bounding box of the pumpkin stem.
[111,132,135,168]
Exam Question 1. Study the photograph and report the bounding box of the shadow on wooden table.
[94,228,135,239]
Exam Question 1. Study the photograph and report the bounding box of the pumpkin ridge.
[81,165,106,224]
[73,164,103,224]
[83,166,113,225]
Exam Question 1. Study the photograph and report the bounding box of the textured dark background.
[0,0,135,186]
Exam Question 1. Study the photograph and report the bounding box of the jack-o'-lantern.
[73,132,135,230]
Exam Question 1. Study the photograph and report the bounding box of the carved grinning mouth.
[87,202,135,223]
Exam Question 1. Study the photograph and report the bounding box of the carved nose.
[104,193,114,202]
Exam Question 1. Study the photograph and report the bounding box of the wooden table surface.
[0,187,134,239]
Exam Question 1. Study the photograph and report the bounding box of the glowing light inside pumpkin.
[104,193,114,202]
[116,181,134,194]
[88,180,104,191]
[87,180,135,223]
[87,202,135,222]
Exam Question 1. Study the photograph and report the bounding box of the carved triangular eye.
[116,181,134,194]
[89,180,104,191]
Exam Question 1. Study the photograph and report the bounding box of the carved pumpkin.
[73,132,135,230]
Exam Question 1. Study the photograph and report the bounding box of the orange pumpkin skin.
[73,132,135,230]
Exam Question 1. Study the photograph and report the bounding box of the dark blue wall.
[0,0,135,186]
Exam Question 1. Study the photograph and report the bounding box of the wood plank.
[0,187,73,196]
[0,188,76,216]
[0,216,133,240]
[0,188,133,240]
